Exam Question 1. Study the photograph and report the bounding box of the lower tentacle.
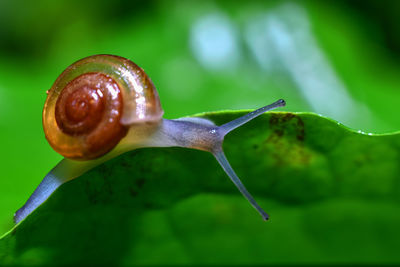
[213,150,269,220]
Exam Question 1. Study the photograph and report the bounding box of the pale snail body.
[14,54,286,224]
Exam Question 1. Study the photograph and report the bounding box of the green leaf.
[1,111,400,265]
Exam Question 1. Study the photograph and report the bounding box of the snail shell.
[43,55,164,160]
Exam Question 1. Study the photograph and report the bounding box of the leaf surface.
[1,111,400,265]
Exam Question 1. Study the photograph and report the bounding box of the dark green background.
[0,0,399,262]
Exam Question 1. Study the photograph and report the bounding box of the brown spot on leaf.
[264,113,311,166]
[268,113,305,143]
[275,129,284,137]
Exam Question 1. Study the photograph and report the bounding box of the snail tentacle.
[219,99,286,136]
[213,150,269,220]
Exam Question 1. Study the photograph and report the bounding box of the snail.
[14,54,285,224]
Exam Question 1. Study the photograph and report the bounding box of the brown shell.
[43,55,164,160]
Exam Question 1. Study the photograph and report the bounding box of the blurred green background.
[0,0,399,244]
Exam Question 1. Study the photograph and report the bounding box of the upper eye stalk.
[14,54,286,224]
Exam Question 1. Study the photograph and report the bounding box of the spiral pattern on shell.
[43,55,164,160]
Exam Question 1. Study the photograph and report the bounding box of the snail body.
[15,55,286,224]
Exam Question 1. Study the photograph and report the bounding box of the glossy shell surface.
[43,55,164,159]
